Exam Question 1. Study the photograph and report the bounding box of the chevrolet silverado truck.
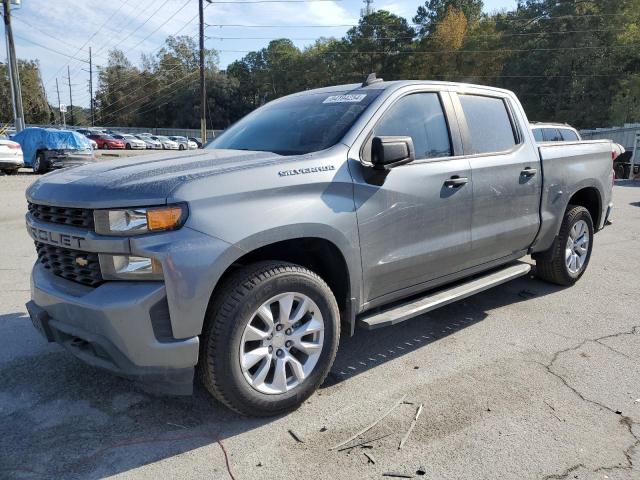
[25,78,614,416]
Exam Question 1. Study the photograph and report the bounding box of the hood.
[26,149,287,208]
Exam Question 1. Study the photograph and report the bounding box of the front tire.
[199,261,340,416]
[535,205,594,286]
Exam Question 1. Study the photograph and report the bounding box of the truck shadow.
[324,269,562,387]
[0,270,564,479]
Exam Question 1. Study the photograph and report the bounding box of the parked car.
[13,127,94,174]
[151,135,179,150]
[169,136,198,150]
[112,134,147,150]
[135,134,162,149]
[76,129,93,137]
[87,134,125,150]
[188,136,203,148]
[24,79,614,416]
[531,122,581,142]
[0,135,24,174]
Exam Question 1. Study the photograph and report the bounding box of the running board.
[358,262,531,330]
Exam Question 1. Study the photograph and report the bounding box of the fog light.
[99,254,163,280]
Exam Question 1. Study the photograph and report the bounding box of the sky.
[2,0,517,108]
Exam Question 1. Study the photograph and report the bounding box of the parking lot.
[0,171,638,479]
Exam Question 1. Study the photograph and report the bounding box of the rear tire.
[3,168,19,175]
[102,144,109,150]
[126,143,132,150]
[32,153,48,174]
[535,205,594,286]
[199,261,340,416]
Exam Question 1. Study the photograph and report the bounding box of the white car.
[151,135,179,150]
[0,137,24,175]
[113,134,147,150]
[89,138,98,150]
[530,122,581,142]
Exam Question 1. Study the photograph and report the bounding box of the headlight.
[94,203,188,236]
[99,254,163,280]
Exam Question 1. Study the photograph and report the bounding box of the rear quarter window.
[458,95,518,154]
[560,129,579,141]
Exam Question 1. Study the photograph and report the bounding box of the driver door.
[350,91,473,306]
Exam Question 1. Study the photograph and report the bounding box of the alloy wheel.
[239,292,324,395]
[565,219,589,275]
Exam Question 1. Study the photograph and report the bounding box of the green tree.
[414,0,483,37]
[0,60,51,125]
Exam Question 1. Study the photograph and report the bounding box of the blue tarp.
[12,128,91,166]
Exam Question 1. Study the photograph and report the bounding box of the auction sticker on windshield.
[323,94,367,103]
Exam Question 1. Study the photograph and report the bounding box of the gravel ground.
[0,173,638,480]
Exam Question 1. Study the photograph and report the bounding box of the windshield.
[208,89,382,155]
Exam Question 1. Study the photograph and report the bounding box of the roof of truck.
[290,79,516,97]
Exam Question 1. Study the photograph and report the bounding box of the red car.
[88,134,125,150]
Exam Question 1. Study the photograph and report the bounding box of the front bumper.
[24,211,243,393]
[28,263,199,394]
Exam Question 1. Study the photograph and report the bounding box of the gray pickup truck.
[25,79,614,416]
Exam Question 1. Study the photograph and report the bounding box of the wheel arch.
[567,186,602,231]
[210,235,357,335]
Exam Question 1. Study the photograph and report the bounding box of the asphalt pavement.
[0,172,638,480]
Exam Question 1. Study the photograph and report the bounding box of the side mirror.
[371,136,415,170]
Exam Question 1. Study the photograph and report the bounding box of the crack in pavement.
[542,463,585,480]
[538,325,640,478]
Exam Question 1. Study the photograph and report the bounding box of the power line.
[92,0,173,56]
[208,0,341,2]
[12,16,110,61]
[44,0,131,86]
[217,43,639,55]
[99,69,199,119]
[126,0,192,52]
[206,13,632,28]
[207,27,621,41]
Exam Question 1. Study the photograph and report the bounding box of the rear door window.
[560,129,579,141]
[458,95,518,154]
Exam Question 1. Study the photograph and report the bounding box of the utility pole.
[199,0,207,143]
[89,46,94,126]
[2,0,25,132]
[55,78,62,125]
[67,65,74,126]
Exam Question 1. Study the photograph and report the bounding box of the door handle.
[521,167,537,177]
[443,176,468,188]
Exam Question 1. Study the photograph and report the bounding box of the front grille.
[36,242,103,287]
[28,202,94,230]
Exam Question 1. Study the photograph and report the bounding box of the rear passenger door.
[453,93,541,265]
[351,91,474,305]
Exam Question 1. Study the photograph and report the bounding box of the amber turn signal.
[146,206,185,231]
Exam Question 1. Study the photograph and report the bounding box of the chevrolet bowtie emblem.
[75,256,89,267]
